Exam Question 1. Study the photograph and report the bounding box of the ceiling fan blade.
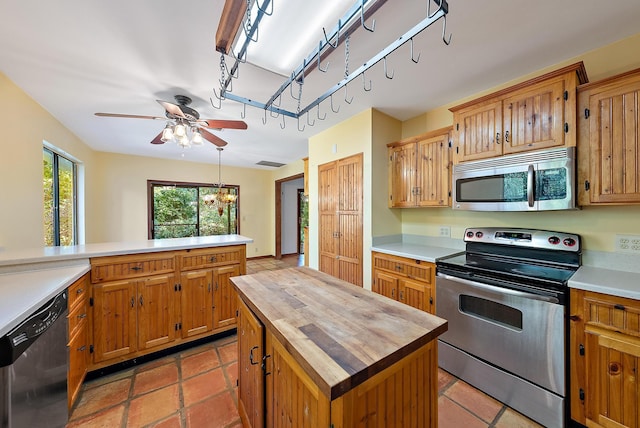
[150,132,165,145]
[156,100,186,119]
[201,119,248,130]
[95,112,165,120]
[199,128,228,147]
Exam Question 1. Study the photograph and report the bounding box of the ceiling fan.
[95,95,247,147]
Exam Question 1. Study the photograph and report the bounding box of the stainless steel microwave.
[452,147,576,211]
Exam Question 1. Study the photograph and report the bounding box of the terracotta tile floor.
[68,255,543,428]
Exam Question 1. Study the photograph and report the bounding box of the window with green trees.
[148,180,239,239]
[43,147,77,246]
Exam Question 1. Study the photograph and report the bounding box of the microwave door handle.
[527,164,535,207]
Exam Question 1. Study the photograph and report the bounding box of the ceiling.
[1,0,640,169]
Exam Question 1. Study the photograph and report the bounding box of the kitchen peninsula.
[232,267,448,427]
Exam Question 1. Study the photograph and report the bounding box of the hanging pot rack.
[214,0,450,126]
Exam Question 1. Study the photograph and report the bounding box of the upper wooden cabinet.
[577,68,640,205]
[388,127,452,208]
[450,62,588,164]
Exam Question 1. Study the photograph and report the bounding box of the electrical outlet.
[439,226,451,238]
[615,234,640,254]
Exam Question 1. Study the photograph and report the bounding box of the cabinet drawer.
[68,323,89,409]
[90,252,176,283]
[180,246,243,271]
[68,274,89,309]
[372,253,433,283]
[582,291,640,338]
[68,298,88,338]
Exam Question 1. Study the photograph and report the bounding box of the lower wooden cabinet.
[67,274,90,409]
[237,297,265,428]
[570,289,640,427]
[372,252,436,313]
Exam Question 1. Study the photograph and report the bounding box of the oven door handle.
[527,164,535,208]
[437,273,560,304]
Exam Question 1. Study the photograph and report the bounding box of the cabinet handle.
[249,346,260,365]
[505,131,509,143]
[131,297,135,308]
[139,295,144,306]
[131,266,142,271]
[391,289,395,298]
[399,291,404,301]
[210,256,217,262]
[496,132,501,144]
[614,304,626,311]
[77,313,87,319]
[78,345,86,352]
[76,288,84,294]
[262,354,272,376]
[208,283,212,292]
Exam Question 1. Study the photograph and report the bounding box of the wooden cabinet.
[451,62,587,164]
[237,297,264,428]
[577,68,640,205]
[92,273,176,364]
[570,289,640,427]
[318,153,363,286]
[88,245,245,369]
[67,274,90,410]
[372,252,435,313]
[388,127,452,208]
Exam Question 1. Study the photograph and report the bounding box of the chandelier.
[160,120,204,148]
[203,147,237,215]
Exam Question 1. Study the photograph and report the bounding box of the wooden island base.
[233,267,447,428]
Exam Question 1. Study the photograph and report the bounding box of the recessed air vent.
[256,160,285,168]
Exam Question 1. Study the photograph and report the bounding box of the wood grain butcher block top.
[231,266,448,400]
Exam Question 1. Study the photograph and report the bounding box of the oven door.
[436,273,565,395]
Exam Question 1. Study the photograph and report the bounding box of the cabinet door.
[336,154,363,286]
[454,99,503,162]
[92,279,137,363]
[503,78,566,155]
[373,270,398,300]
[318,162,339,277]
[238,299,264,428]
[265,330,331,428]
[388,143,417,207]
[399,278,429,312]
[138,274,176,351]
[587,80,640,203]
[585,329,640,428]
[180,270,213,338]
[416,134,450,207]
[213,264,241,329]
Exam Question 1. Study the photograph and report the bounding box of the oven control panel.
[464,227,581,252]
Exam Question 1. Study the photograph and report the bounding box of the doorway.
[275,173,304,259]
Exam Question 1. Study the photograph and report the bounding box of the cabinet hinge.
[584,180,590,191]
[448,191,452,197]
[579,388,585,401]
[89,297,94,306]
[564,123,569,133]
[579,344,585,356]
[563,90,569,101]
[89,345,94,354]
[584,108,590,119]
[429,297,433,305]
[455,123,459,131]
[456,146,459,154]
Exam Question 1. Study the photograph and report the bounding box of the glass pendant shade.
[191,129,204,145]
[174,123,187,138]
[177,134,190,148]
[161,124,174,142]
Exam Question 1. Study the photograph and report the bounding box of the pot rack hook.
[317,104,327,121]
[441,15,452,45]
[410,38,421,63]
[383,56,395,79]
[307,111,316,126]
[344,84,354,104]
[210,88,223,109]
[427,0,445,19]
[330,94,340,113]
[362,72,372,92]
[318,41,329,72]
[290,72,302,100]
[240,103,246,119]
[262,109,268,125]
[323,20,340,49]
[297,116,305,132]
[256,0,273,16]
[280,114,286,129]
[360,0,376,32]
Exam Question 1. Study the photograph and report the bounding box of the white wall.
[281,178,304,255]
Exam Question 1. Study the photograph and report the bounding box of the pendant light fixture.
[203,147,237,215]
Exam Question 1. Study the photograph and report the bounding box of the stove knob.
[563,237,577,247]
[475,231,484,238]
[548,236,561,245]
[466,231,475,238]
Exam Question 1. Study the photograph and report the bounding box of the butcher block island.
[231,267,448,428]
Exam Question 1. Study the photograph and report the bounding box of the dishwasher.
[0,290,68,428]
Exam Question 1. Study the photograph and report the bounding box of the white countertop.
[371,242,461,263]
[0,235,253,268]
[569,266,640,300]
[0,260,90,337]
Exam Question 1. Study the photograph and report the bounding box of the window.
[148,180,239,239]
[43,147,77,246]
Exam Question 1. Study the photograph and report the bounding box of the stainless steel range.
[436,227,581,428]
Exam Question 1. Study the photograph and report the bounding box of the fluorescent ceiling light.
[235,0,352,76]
